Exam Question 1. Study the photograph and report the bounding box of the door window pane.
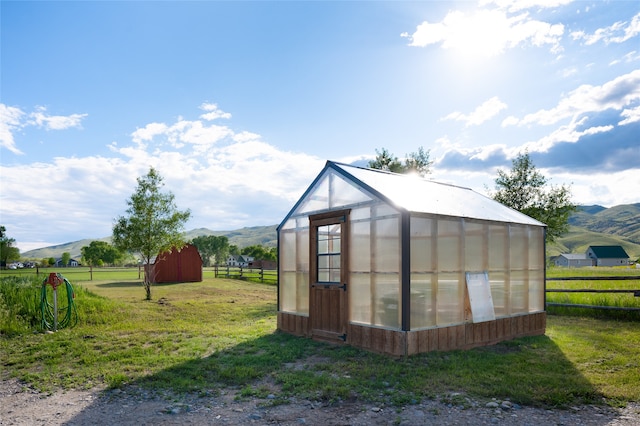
[317,224,341,283]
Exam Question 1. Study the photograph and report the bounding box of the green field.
[546,266,640,319]
[1,268,639,409]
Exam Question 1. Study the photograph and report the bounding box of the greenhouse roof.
[331,161,545,227]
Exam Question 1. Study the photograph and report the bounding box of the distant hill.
[569,203,640,244]
[22,225,277,260]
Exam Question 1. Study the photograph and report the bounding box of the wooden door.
[309,211,349,343]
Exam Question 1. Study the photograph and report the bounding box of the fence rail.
[546,276,640,312]
[213,265,277,284]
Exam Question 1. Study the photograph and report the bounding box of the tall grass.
[0,274,121,336]
[0,275,41,336]
[546,266,640,320]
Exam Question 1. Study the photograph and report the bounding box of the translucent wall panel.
[410,216,434,271]
[437,219,461,272]
[528,269,545,312]
[350,273,372,324]
[488,224,508,271]
[528,227,544,270]
[350,220,371,272]
[510,270,527,314]
[278,218,309,315]
[437,273,464,325]
[509,225,527,270]
[349,208,402,330]
[372,273,400,328]
[373,217,400,273]
[280,228,297,271]
[487,224,508,317]
[490,271,508,317]
[410,273,436,328]
[280,271,297,312]
[294,170,372,215]
[464,221,486,272]
[410,216,435,329]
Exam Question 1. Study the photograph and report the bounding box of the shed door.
[310,211,349,343]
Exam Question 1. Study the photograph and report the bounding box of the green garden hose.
[41,273,78,331]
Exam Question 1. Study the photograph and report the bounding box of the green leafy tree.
[191,235,229,267]
[241,245,277,262]
[490,152,576,243]
[368,147,433,177]
[81,241,123,280]
[0,226,20,268]
[112,167,191,300]
[61,252,71,267]
[47,257,55,266]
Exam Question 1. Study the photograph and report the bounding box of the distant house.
[226,255,254,267]
[146,244,203,283]
[586,245,630,267]
[54,258,80,267]
[553,253,593,268]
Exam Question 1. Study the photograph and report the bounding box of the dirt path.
[1,379,639,425]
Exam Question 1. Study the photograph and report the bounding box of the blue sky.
[1,0,639,252]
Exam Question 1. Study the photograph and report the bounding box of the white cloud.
[521,116,614,153]
[29,106,87,130]
[131,122,168,145]
[609,50,640,66]
[571,12,640,45]
[131,119,233,149]
[401,7,564,57]
[0,104,87,154]
[504,69,640,126]
[479,0,574,13]
[0,104,24,154]
[619,105,640,125]
[443,96,508,126]
[199,102,232,121]
[3,103,325,250]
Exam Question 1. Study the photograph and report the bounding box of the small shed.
[553,253,593,268]
[147,244,203,283]
[586,245,630,266]
[277,161,547,356]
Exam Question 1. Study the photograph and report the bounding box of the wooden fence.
[213,265,277,285]
[546,276,640,312]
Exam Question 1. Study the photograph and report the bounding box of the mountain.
[569,203,640,244]
[22,225,277,260]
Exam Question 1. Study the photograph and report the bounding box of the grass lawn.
[1,273,639,409]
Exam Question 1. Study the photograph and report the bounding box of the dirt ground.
[1,378,639,426]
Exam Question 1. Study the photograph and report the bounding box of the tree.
[81,240,123,280]
[490,152,576,242]
[112,167,191,300]
[191,235,229,267]
[241,245,277,262]
[368,147,433,177]
[0,226,20,268]
[61,252,71,267]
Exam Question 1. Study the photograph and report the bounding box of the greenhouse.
[277,161,547,356]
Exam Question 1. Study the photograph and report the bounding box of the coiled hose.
[41,273,78,331]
